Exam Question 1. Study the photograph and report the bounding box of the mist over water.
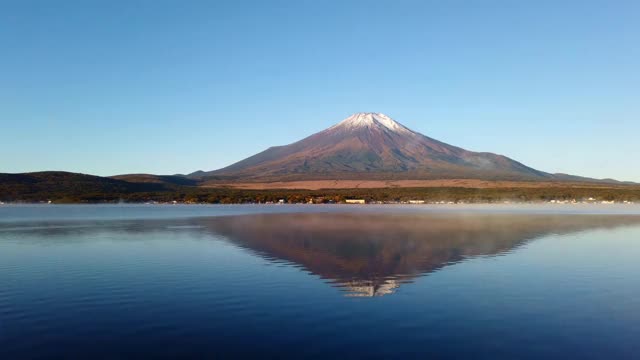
[1,205,640,358]
[2,203,640,223]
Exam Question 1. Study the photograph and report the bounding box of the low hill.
[0,171,166,202]
[111,174,199,186]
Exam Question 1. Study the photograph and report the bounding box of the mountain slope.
[195,113,552,181]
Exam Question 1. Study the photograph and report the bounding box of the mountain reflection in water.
[5,211,640,298]
[196,213,640,297]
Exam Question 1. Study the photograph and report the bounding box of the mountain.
[1,113,635,203]
[193,112,552,181]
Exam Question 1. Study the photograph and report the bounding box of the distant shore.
[0,197,636,206]
[3,172,640,205]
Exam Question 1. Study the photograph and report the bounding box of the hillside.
[0,172,167,202]
[111,174,199,186]
[1,171,639,203]
[194,113,553,181]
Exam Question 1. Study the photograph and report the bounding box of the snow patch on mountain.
[332,113,412,134]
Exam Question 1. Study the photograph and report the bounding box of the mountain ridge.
[192,113,554,181]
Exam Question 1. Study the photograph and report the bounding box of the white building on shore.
[345,199,365,204]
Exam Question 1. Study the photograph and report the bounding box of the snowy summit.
[332,112,412,134]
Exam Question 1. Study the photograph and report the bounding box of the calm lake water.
[1,205,640,359]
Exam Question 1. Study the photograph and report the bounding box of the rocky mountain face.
[195,112,551,181]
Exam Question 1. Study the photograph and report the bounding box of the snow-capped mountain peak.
[199,112,550,181]
[334,112,411,133]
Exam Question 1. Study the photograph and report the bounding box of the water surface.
[1,205,640,359]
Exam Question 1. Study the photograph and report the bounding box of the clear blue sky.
[2,0,638,181]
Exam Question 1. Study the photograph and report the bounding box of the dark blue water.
[1,205,640,359]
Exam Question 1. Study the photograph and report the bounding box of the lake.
[1,204,640,359]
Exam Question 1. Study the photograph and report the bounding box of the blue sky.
[1,0,639,180]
